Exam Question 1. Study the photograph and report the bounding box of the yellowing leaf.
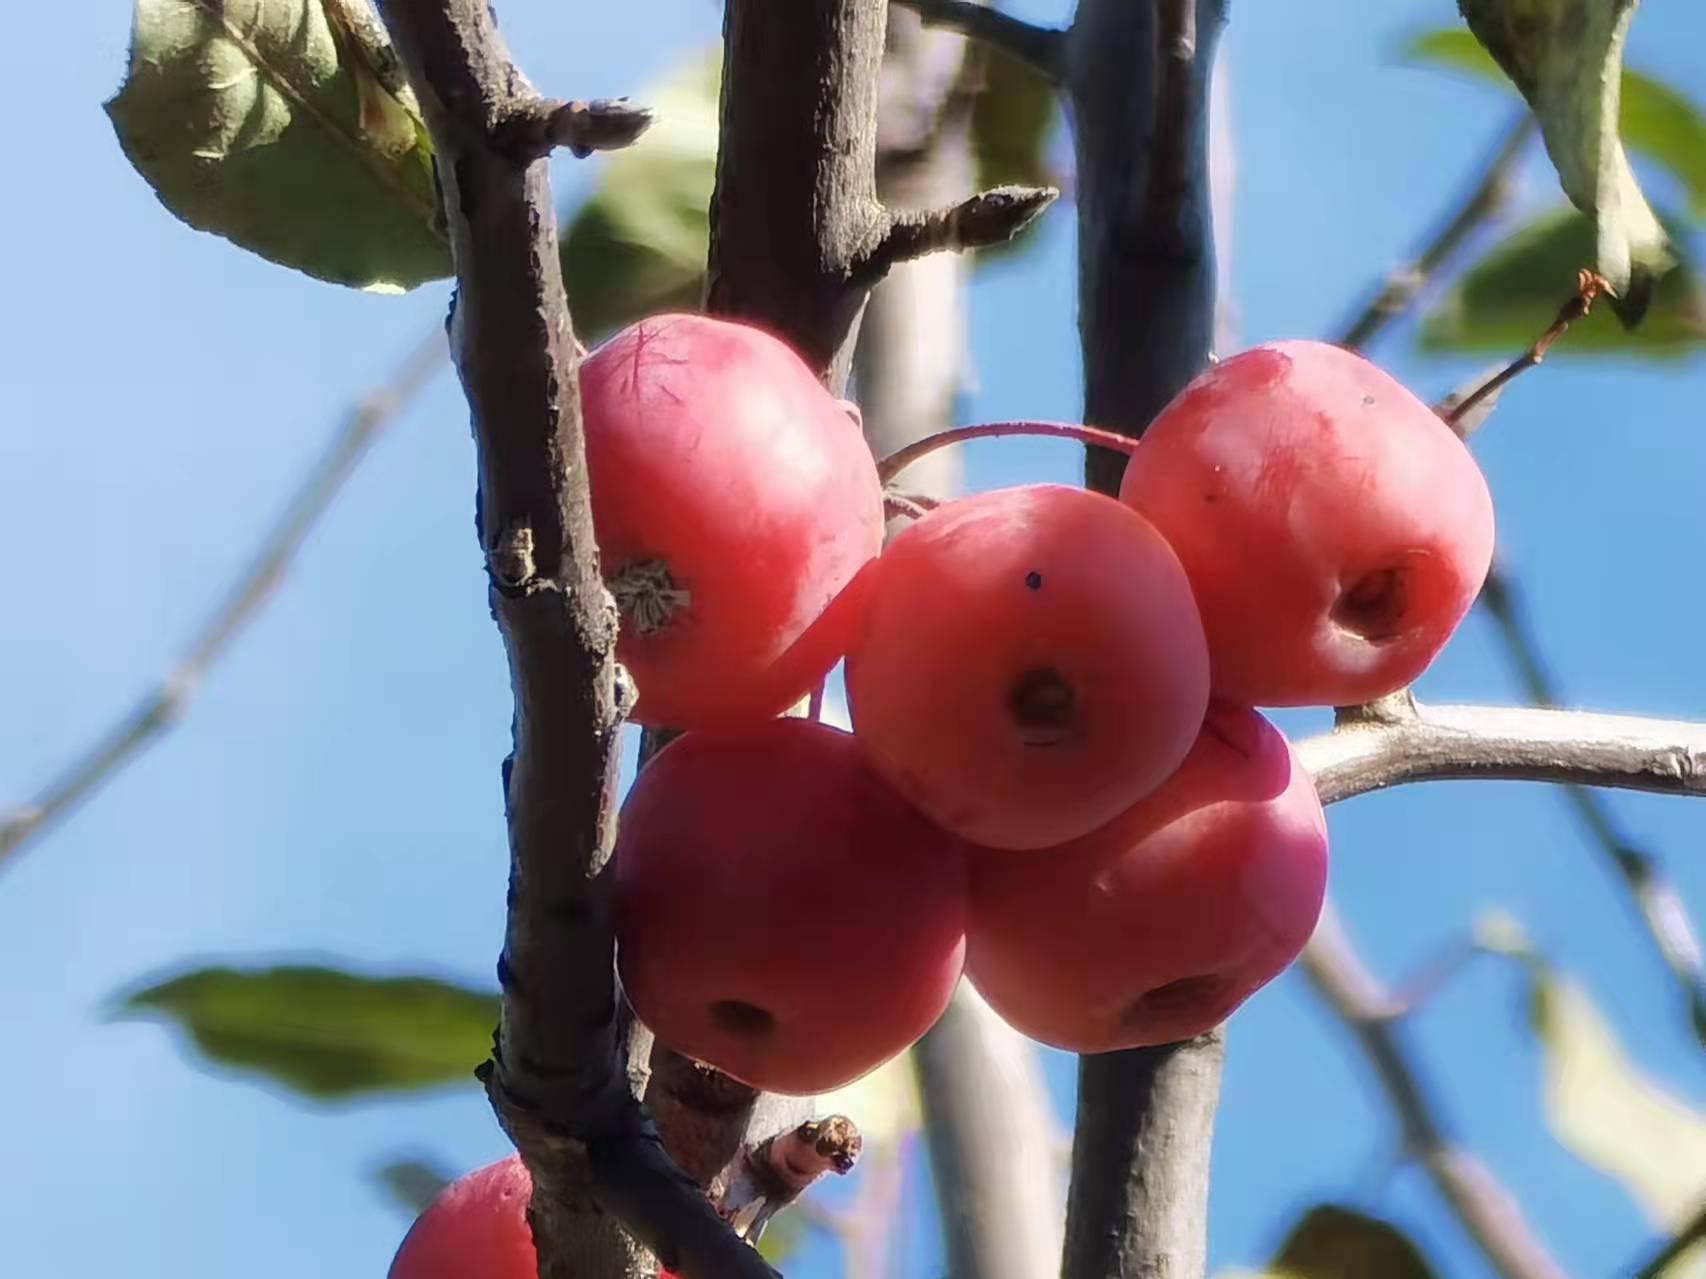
[1455,0,1673,323]
[1214,1205,1437,1279]
[106,0,449,290]
[1528,970,1706,1230]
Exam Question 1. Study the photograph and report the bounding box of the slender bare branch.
[1631,1196,1706,1279]
[861,184,1059,279]
[1335,115,1534,352]
[1299,697,1706,807]
[1443,270,1611,428]
[891,0,1068,83]
[1478,572,1706,1043]
[1300,906,1569,1279]
[0,331,445,871]
[497,97,655,161]
[373,3,770,1276]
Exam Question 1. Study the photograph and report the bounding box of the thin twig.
[861,184,1059,280]
[1442,270,1611,428]
[889,0,1068,83]
[1478,571,1706,1044]
[1335,116,1535,352]
[0,330,446,870]
[1299,696,1706,806]
[1299,907,1569,1279]
[1631,1196,1706,1279]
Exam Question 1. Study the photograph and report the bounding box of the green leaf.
[967,51,1057,191]
[1448,2,1674,322]
[374,1157,455,1216]
[1216,1205,1437,1279]
[105,0,450,291]
[560,48,720,342]
[963,48,1059,266]
[115,964,498,1100]
[1419,206,1706,357]
[1524,966,1706,1233]
[1405,27,1706,220]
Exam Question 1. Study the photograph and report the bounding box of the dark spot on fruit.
[1362,394,1376,407]
[1008,667,1081,746]
[1123,974,1230,1023]
[1025,571,1043,590]
[709,1000,777,1038]
[1332,566,1409,643]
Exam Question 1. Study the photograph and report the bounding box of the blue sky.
[2,2,1703,1276]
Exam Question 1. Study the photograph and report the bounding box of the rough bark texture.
[1061,4,1230,1278]
[706,0,900,390]
[376,3,773,1276]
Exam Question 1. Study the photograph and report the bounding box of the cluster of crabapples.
[592,312,1493,1091]
[390,313,1494,1276]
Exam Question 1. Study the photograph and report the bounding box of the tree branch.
[1335,115,1534,352]
[373,3,767,1277]
[0,330,445,872]
[1061,3,1228,1276]
[859,184,1058,280]
[1068,0,1227,496]
[1298,697,1706,807]
[890,0,1068,84]
[1299,906,1569,1279]
[1477,573,1706,1042]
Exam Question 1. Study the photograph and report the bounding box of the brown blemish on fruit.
[1123,974,1230,1024]
[1008,667,1082,747]
[1332,565,1410,643]
[1025,570,1043,590]
[709,999,777,1039]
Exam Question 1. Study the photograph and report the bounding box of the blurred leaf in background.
[1216,1204,1439,1279]
[115,963,498,1100]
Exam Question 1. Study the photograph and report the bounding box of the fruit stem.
[876,419,1141,486]
[1438,269,1610,434]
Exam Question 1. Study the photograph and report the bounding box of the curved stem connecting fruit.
[875,419,1141,486]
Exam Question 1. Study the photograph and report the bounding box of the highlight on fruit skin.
[965,703,1329,1053]
[579,312,885,731]
[1118,339,1495,707]
[845,482,1211,851]
[613,717,970,1094]
[388,1155,536,1279]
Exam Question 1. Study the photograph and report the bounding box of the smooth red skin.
[845,483,1211,851]
[965,704,1328,1052]
[389,1156,535,1279]
[614,718,969,1094]
[580,313,885,730]
[1118,340,1495,707]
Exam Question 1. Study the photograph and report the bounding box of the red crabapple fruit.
[580,313,885,730]
[1118,340,1494,706]
[965,703,1327,1052]
[845,483,1210,851]
[614,718,968,1094]
[388,1155,534,1279]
